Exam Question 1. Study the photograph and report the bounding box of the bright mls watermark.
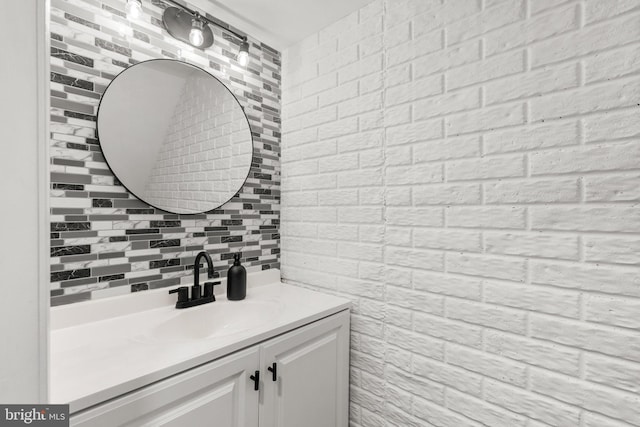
[0,405,68,426]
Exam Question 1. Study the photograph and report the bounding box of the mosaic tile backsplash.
[49,0,281,306]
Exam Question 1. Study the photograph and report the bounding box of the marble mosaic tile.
[50,0,281,306]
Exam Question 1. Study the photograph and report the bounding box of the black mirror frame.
[96,58,254,215]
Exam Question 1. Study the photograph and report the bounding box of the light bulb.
[237,40,250,66]
[189,28,204,46]
[125,0,142,20]
[189,16,205,46]
[237,51,249,66]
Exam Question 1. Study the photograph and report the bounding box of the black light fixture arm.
[161,0,248,43]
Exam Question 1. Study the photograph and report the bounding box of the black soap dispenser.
[227,253,246,300]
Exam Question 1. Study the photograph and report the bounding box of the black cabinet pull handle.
[267,363,277,381]
[250,370,260,391]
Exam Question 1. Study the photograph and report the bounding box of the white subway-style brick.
[387,366,446,406]
[413,398,482,427]
[530,78,640,122]
[413,271,483,301]
[447,0,525,46]
[531,206,640,233]
[386,31,443,67]
[413,135,481,161]
[532,141,640,175]
[483,120,578,154]
[447,299,527,334]
[584,235,640,265]
[531,12,640,67]
[447,389,527,427]
[484,231,580,260]
[414,311,483,348]
[485,177,580,204]
[385,326,445,361]
[447,252,526,282]
[385,75,443,106]
[584,43,640,85]
[413,228,482,252]
[413,87,481,121]
[531,369,640,423]
[532,260,640,297]
[447,206,526,229]
[584,108,640,143]
[386,163,443,186]
[484,380,581,426]
[484,330,581,376]
[282,0,640,425]
[385,119,443,145]
[585,353,640,394]
[446,102,526,135]
[585,0,640,23]
[447,50,525,90]
[585,294,640,329]
[531,315,640,361]
[318,81,358,107]
[584,173,640,202]
[386,207,444,227]
[585,412,640,427]
[383,104,411,127]
[338,53,383,84]
[413,40,482,79]
[413,354,483,396]
[484,62,579,105]
[413,0,481,37]
[387,286,444,315]
[447,343,528,387]
[530,0,579,16]
[385,247,445,272]
[485,280,580,318]
[484,3,579,56]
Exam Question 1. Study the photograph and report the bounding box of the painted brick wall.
[145,74,252,213]
[281,0,640,425]
[50,0,280,306]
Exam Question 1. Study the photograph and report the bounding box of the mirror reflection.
[97,59,253,214]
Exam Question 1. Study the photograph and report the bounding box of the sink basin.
[133,299,282,343]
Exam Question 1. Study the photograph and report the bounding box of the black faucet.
[169,251,220,309]
[194,251,214,292]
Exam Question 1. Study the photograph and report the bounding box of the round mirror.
[97,59,253,214]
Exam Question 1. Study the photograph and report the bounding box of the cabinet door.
[71,347,260,427]
[259,310,350,427]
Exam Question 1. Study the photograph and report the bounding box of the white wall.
[282,0,640,425]
[0,0,49,402]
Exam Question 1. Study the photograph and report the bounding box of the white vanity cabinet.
[71,347,261,427]
[70,310,349,427]
[260,310,350,427]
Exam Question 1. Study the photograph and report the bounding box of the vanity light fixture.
[157,0,251,66]
[125,0,142,20]
[163,5,214,49]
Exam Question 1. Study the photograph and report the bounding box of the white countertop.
[50,270,350,413]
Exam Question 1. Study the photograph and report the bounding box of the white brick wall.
[145,74,251,213]
[282,0,640,425]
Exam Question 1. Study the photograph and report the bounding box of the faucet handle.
[169,286,189,303]
[204,281,221,300]
[192,283,202,300]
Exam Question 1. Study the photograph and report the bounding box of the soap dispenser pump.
[227,253,246,300]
